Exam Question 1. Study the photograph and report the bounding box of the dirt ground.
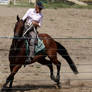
[0,6,92,92]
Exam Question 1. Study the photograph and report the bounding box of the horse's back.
[38,33,57,49]
[39,33,51,39]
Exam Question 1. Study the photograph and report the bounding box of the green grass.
[43,2,71,8]
[71,4,92,9]
[43,2,92,9]
[7,1,92,9]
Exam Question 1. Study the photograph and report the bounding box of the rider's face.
[35,5,42,13]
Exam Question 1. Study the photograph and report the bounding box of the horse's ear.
[17,15,20,22]
[24,18,27,23]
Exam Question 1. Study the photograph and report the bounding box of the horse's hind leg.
[48,55,61,88]
[37,57,56,82]
[56,61,61,88]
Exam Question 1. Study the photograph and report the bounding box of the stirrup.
[24,57,33,67]
[26,56,33,63]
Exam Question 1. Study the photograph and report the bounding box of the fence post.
[29,0,36,4]
[14,0,16,5]
[29,0,31,4]
[9,0,13,4]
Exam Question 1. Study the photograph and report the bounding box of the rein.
[13,21,37,56]
[23,22,33,37]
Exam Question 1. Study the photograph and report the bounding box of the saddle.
[35,37,45,54]
[25,36,45,56]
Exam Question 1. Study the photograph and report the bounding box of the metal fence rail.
[0,36,92,89]
[0,36,92,39]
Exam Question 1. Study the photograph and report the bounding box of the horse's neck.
[10,39,25,55]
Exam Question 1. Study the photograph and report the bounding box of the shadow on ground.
[1,84,56,92]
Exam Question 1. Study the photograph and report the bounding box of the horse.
[2,15,78,91]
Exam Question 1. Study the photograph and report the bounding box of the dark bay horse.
[2,15,78,91]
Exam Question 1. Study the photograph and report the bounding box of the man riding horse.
[22,1,44,64]
[1,3,79,90]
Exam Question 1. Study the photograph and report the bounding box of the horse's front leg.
[2,65,21,91]
[8,64,15,88]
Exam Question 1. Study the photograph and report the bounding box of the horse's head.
[14,15,26,38]
[13,15,26,50]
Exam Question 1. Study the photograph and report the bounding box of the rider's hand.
[32,21,39,27]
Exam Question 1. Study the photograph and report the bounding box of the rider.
[22,1,44,63]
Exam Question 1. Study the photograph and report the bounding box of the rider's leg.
[29,30,37,58]
[25,30,37,63]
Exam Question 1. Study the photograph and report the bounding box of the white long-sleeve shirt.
[22,8,43,27]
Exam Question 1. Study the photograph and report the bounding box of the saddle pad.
[35,38,45,54]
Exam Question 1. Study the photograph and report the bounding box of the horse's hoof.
[1,88,5,92]
[57,83,62,89]
[1,87,7,92]
[74,71,79,75]
[56,75,60,82]
[1,87,12,92]
[1,86,6,92]
[55,82,62,89]
[50,75,56,81]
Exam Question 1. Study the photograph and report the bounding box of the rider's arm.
[22,9,31,20]
[39,16,43,27]
[32,15,43,27]
[32,21,40,27]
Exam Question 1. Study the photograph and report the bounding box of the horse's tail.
[56,41,79,74]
